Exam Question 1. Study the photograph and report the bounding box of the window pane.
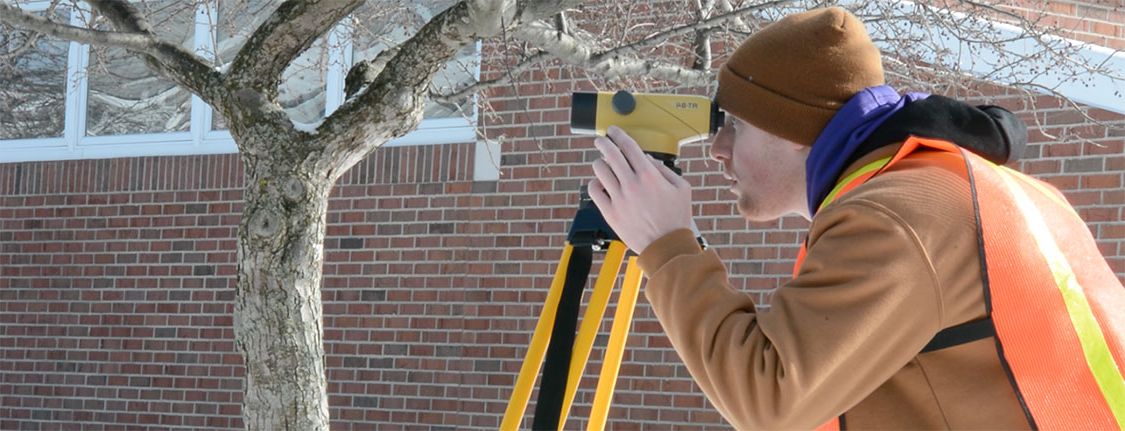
[213,0,328,127]
[350,0,476,119]
[85,1,193,136]
[214,1,278,67]
[278,38,330,124]
[0,8,69,140]
[425,44,477,118]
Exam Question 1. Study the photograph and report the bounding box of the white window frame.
[1,1,482,167]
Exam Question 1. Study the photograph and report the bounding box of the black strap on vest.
[959,148,1038,429]
[531,245,593,431]
[921,317,997,353]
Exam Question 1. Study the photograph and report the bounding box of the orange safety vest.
[795,136,1125,430]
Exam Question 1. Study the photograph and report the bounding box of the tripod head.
[570,90,724,167]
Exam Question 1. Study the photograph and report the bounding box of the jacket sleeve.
[637,200,945,430]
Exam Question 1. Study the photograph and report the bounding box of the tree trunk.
[234,155,333,430]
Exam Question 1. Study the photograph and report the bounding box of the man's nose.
[709,126,731,162]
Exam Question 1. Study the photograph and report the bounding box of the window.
[0,1,480,164]
[343,0,479,147]
[84,0,193,137]
[1,4,69,144]
[210,0,333,129]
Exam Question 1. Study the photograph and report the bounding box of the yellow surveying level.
[502,91,722,430]
[572,90,725,168]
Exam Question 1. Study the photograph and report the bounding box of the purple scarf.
[806,86,929,216]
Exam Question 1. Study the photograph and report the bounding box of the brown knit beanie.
[715,7,884,146]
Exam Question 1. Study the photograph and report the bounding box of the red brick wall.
[3,11,1124,431]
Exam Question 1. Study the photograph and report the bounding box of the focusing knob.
[611,90,636,115]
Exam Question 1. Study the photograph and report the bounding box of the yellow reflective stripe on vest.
[818,156,892,212]
[995,166,1125,428]
[997,165,1078,218]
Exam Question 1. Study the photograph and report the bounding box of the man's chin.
[733,200,787,225]
[735,200,780,222]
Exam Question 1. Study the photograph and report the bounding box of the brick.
[1064,158,1105,173]
[1043,110,1087,126]
[1092,21,1118,38]
[1044,142,1081,157]
[435,345,462,357]
[1081,174,1122,189]
[428,223,455,234]
[471,181,498,193]
[1066,124,1108,140]
[339,237,364,249]
[368,357,394,369]
[1084,140,1124,155]
[1104,156,1125,172]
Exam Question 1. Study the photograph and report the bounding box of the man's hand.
[588,126,693,254]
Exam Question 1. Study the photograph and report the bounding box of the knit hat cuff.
[716,64,840,146]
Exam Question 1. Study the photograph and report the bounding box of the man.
[588,7,1125,430]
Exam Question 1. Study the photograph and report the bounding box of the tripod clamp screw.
[566,185,620,252]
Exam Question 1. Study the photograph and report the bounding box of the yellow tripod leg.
[557,241,628,430]
[587,256,643,431]
[501,244,575,431]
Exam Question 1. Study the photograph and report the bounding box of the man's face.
[709,114,811,221]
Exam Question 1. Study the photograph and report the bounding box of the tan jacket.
[638,148,1030,429]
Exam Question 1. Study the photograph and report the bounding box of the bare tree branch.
[0,1,223,105]
[227,0,363,96]
[514,20,709,85]
[508,0,800,84]
[714,0,755,33]
[864,0,1124,133]
[1013,80,1125,133]
[620,0,801,56]
[961,0,1025,22]
[0,3,152,51]
[342,0,586,102]
[316,2,484,175]
[691,0,715,70]
[431,52,551,104]
[430,0,806,105]
[318,0,580,177]
[78,0,222,105]
[85,0,155,33]
[553,11,568,40]
[0,0,64,60]
[522,0,585,20]
[344,46,400,99]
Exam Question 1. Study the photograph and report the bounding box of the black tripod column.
[531,244,593,431]
[503,183,695,430]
